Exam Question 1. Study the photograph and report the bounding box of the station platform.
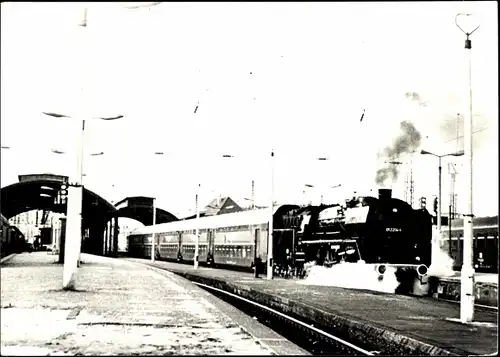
[428,272,498,308]
[1,252,306,356]
[125,258,498,356]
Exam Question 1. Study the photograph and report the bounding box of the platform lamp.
[420,149,464,271]
[42,112,122,290]
[151,197,157,262]
[194,183,201,269]
[42,1,162,290]
[455,11,480,324]
[327,184,342,204]
[267,150,275,280]
[316,157,328,204]
[303,184,314,206]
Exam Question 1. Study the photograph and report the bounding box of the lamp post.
[43,112,122,290]
[305,157,340,205]
[267,150,275,280]
[153,151,201,268]
[223,154,259,277]
[304,184,314,205]
[151,197,156,262]
[420,149,465,270]
[150,151,168,264]
[194,183,201,269]
[328,184,342,204]
[53,150,104,262]
[455,12,480,324]
[223,153,261,276]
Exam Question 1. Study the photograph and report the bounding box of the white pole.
[461,33,475,323]
[267,150,275,280]
[62,6,87,290]
[251,180,255,209]
[62,118,85,289]
[194,183,200,269]
[432,156,442,268]
[151,197,156,262]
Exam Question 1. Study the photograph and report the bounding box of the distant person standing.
[33,237,40,251]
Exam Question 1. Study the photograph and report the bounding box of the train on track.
[128,189,435,289]
[441,216,498,273]
[1,214,28,258]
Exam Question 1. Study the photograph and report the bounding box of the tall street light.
[304,184,314,205]
[153,151,200,268]
[303,157,339,205]
[151,197,156,262]
[150,151,168,263]
[52,150,105,263]
[268,150,275,280]
[327,184,342,204]
[228,150,275,280]
[304,183,341,205]
[420,149,465,271]
[223,153,260,277]
[455,12,480,324]
[222,154,256,209]
[194,183,201,269]
[43,112,122,290]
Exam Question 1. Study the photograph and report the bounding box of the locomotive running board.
[300,239,357,244]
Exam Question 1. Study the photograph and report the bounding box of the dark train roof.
[450,216,498,228]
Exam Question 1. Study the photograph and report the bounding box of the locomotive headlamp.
[417,264,428,277]
[376,265,387,275]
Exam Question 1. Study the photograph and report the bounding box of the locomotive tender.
[128,189,433,282]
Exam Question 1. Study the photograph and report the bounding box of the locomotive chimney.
[378,188,392,201]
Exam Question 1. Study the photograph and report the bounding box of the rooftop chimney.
[378,188,392,201]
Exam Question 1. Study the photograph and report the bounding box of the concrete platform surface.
[1,253,307,356]
[126,258,498,356]
[445,272,498,285]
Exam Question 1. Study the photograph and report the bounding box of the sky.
[1,1,498,218]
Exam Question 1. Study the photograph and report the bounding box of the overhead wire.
[444,127,488,143]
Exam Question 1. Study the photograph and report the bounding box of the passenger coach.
[441,216,498,273]
[127,204,300,270]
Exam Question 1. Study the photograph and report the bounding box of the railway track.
[192,281,377,356]
[136,260,376,355]
[134,260,497,355]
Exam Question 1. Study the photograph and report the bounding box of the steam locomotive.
[128,189,433,289]
[281,189,431,266]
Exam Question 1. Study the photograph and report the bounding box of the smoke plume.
[405,91,428,107]
[375,121,422,186]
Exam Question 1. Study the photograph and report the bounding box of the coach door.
[254,228,260,264]
[177,232,182,261]
[207,229,215,264]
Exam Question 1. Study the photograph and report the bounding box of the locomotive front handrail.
[300,239,357,244]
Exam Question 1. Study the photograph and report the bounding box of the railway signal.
[60,184,68,205]
[420,197,427,209]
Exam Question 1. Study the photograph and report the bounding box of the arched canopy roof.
[1,174,117,227]
[114,196,178,226]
